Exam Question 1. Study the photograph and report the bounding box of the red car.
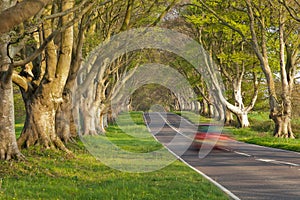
[191,124,232,150]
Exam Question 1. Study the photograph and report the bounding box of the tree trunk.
[55,93,77,142]
[201,99,209,116]
[107,107,116,124]
[191,101,196,112]
[18,94,69,150]
[236,112,250,128]
[80,100,98,135]
[269,95,295,138]
[231,78,250,128]
[272,114,294,138]
[0,0,23,159]
[225,109,233,125]
[18,0,74,150]
[208,103,214,118]
[56,15,86,142]
[195,101,201,113]
[0,67,23,160]
[174,97,180,111]
[269,8,295,138]
[99,111,107,133]
[244,0,295,138]
[267,91,295,138]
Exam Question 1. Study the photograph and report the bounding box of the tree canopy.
[0,0,299,160]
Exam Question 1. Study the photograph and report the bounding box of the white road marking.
[145,112,300,200]
[234,151,252,157]
[245,142,300,155]
[144,112,241,200]
[256,159,300,167]
[171,152,242,200]
[157,112,194,140]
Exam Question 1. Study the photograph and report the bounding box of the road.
[143,112,300,200]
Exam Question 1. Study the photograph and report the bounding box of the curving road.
[143,112,300,200]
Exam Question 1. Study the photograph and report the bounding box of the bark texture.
[0,66,23,160]
[18,0,75,150]
[56,17,86,142]
[0,0,51,34]
[0,0,23,160]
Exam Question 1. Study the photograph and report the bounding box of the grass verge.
[180,111,300,152]
[0,112,230,200]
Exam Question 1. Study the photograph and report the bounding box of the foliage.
[131,84,176,112]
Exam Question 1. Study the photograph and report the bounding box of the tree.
[280,0,300,22]
[9,0,107,150]
[189,0,299,137]
[0,62,22,160]
[131,84,177,111]
[16,0,75,151]
[274,0,299,137]
[183,2,260,127]
[0,0,52,160]
[75,0,181,135]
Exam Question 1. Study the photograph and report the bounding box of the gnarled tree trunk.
[18,91,68,149]
[272,111,294,138]
[99,110,107,133]
[18,0,74,150]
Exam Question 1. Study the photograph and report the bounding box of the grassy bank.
[0,112,230,200]
[180,111,300,152]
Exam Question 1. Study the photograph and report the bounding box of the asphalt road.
[143,112,300,200]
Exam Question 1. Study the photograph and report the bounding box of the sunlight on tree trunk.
[18,0,74,151]
[0,67,23,160]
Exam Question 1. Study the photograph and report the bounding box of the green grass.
[0,111,230,200]
[15,118,24,139]
[181,111,300,152]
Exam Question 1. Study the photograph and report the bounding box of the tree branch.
[183,1,246,41]
[246,72,260,112]
[0,0,51,34]
[150,0,179,27]
[12,71,29,91]
[120,0,134,31]
[12,0,99,67]
[44,0,90,20]
[279,0,300,22]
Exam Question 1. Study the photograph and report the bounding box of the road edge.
[143,112,241,200]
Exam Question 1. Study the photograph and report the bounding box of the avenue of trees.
[0,0,299,160]
[183,0,300,138]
